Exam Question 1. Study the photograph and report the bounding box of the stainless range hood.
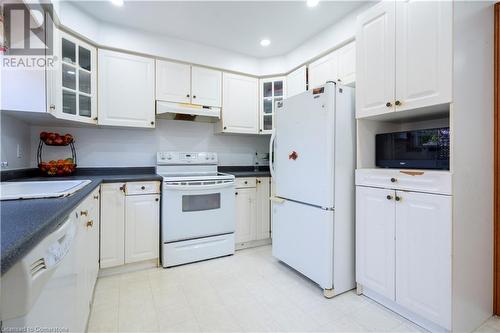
[156,101,221,123]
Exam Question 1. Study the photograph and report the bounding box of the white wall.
[451,1,494,331]
[1,113,32,170]
[30,119,270,167]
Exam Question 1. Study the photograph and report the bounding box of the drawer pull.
[386,195,393,200]
[93,195,99,200]
[244,181,248,184]
[395,196,401,202]
[80,210,88,216]
[386,102,392,107]
[390,178,397,183]
[86,220,94,227]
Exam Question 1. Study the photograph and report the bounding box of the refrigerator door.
[274,83,335,208]
[272,198,334,289]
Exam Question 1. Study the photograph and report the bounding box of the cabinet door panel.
[286,66,307,98]
[309,51,338,89]
[356,1,396,118]
[337,41,356,85]
[222,73,259,134]
[255,178,271,240]
[125,194,160,264]
[156,60,191,103]
[100,183,125,268]
[191,66,222,107]
[356,186,396,300]
[395,191,451,329]
[235,188,256,244]
[98,50,155,128]
[395,1,452,112]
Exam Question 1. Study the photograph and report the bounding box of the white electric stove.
[156,152,236,267]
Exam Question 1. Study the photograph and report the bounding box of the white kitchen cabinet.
[259,77,285,134]
[309,51,338,90]
[156,60,191,104]
[156,61,222,107]
[191,66,222,107]
[356,186,395,300]
[395,190,451,329]
[356,1,396,118]
[100,182,160,269]
[395,0,452,112]
[47,30,97,124]
[220,73,259,134]
[356,1,452,119]
[125,194,160,264]
[286,66,307,98]
[98,50,155,128]
[337,41,356,85]
[100,183,125,268]
[356,169,452,331]
[235,187,256,244]
[255,177,271,240]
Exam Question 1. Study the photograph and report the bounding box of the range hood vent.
[156,101,221,123]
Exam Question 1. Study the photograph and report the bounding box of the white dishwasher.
[1,217,79,331]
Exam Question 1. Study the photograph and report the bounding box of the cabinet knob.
[93,195,99,200]
[235,192,238,195]
[193,95,196,99]
[337,78,342,82]
[386,195,393,200]
[395,196,401,201]
[390,178,397,183]
[80,210,88,216]
[186,94,190,98]
[141,186,146,190]
[223,126,227,130]
[86,220,94,227]
[150,121,155,125]
[395,100,402,106]
[386,102,392,107]
[244,181,248,184]
[259,129,262,132]
[155,198,159,202]
[49,104,55,110]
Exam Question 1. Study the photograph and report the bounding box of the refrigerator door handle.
[269,128,276,179]
[270,196,285,204]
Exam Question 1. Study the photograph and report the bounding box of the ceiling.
[72,1,366,58]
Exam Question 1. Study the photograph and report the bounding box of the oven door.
[162,180,236,242]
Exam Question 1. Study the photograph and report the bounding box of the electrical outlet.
[1,161,8,168]
[16,144,22,158]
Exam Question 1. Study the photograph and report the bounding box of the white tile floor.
[89,246,498,333]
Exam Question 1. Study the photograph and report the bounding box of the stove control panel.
[157,152,218,164]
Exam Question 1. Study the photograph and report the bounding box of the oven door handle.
[163,182,235,191]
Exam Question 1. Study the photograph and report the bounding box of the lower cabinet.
[356,184,452,330]
[74,187,100,332]
[235,177,271,247]
[100,182,160,268]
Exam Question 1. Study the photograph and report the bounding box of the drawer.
[355,169,452,195]
[235,177,256,188]
[125,181,160,195]
[76,187,100,220]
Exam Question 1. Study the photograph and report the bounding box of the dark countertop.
[0,165,269,275]
[1,168,162,275]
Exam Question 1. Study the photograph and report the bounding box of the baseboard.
[236,238,272,250]
[98,259,158,277]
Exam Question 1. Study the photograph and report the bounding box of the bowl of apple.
[38,158,77,176]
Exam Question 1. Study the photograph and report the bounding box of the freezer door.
[274,83,335,208]
[272,198,334,289]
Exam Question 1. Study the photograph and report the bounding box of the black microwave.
[376,127,450,170]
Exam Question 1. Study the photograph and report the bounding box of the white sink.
[0,180,92,200]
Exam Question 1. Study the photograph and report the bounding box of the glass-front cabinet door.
[259,77,285,134]
[48,30,97,124]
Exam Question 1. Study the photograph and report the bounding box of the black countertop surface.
[0,166,269,275]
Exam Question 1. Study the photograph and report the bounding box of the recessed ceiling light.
[260,39,271,47]
[306,0,319,8]
[110,0,124,6]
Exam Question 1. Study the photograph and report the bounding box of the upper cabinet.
[98,50,155,128]
[286,66,307,98]
[356,1,452,119]
[47,30,97,124]
[309,41,356,90]
[219,73,259,134]
[156,60,222,107]
[259,76,285,135]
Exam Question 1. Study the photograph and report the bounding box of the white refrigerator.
[269,82,355,298]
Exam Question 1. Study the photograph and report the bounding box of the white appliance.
[156,152,236,267]
[269,82,356,298]
[1,218,79,331]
